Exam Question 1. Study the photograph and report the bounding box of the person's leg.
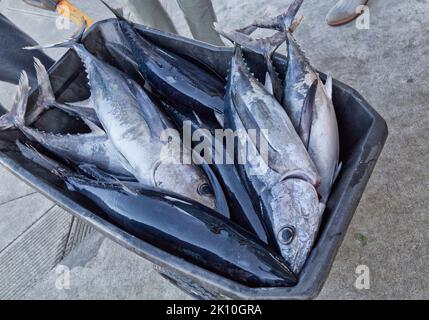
[0,13,54,86]
[176,0,224,46]
[124,0,177,34]
[326,0,369,27]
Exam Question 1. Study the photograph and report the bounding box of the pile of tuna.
[0,0,340,288]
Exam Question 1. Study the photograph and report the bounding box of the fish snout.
[271,178,322,273]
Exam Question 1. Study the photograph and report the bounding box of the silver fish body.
[8,71,132,177]
[283,33,340,203]
[217,0,341,204]
[21,128,129,177]
[32,23,216,209]
[225,47,323,273]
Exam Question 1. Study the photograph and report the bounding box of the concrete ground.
[0,0,427,299]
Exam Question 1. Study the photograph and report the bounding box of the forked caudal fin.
[216,0,305,54]
[16,140,67,175]
[33,57,55,105]
[215,1,305,101]
[0,72,31,131]
[23,19,87,51]
[100,0,127,22]
[215,23,286,59]
[241,0,305,34]
[21,57,57,125]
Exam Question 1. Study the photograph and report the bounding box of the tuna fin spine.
[23,20,87,51]
[324,73,333,100]
[100,0,126,21]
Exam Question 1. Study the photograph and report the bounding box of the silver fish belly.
[283,32,340,203]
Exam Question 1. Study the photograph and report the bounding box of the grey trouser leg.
[125,0,178,34]
[176,0,224,46]
[0,13,54,86]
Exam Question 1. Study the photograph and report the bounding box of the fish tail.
[23,19,87,51]
[22,58,57,124]
[16,140,76,184]
[216,0,305,54]
[215,24,286,59]
[298,79,318,149]
[12,72,31,128]
[99,0,126,21]
[33,58,56,105]
[0,72,31,131]
[251,0,305,33]
[16,140,58,172]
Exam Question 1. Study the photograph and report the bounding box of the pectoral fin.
[200,162,230,218]
[299,80,318,149]
[324,73,333,100]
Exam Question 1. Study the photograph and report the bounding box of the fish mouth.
[280,170,320,187]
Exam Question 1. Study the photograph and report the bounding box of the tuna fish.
[17,141,298,288]
[224,46,324,273]
[25,22,218,210]
[6,71,132,177]
[281,33,341,203]
[162,101,271,244]
[216,0,341,203]
[101,0,226,127]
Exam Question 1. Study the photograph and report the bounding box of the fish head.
[269,177,323,274]
[154,162,216,210]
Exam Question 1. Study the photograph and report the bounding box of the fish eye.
[278,226,296,245]
[197,183,212,196]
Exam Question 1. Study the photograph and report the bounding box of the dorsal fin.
[100,0,127,21]
[24,19,87,51]
[324,73,333,100]
[82,118,105,135]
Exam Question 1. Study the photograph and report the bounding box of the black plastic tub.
[0,19,388,299]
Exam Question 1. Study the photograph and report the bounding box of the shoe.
[326,0,369,27]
